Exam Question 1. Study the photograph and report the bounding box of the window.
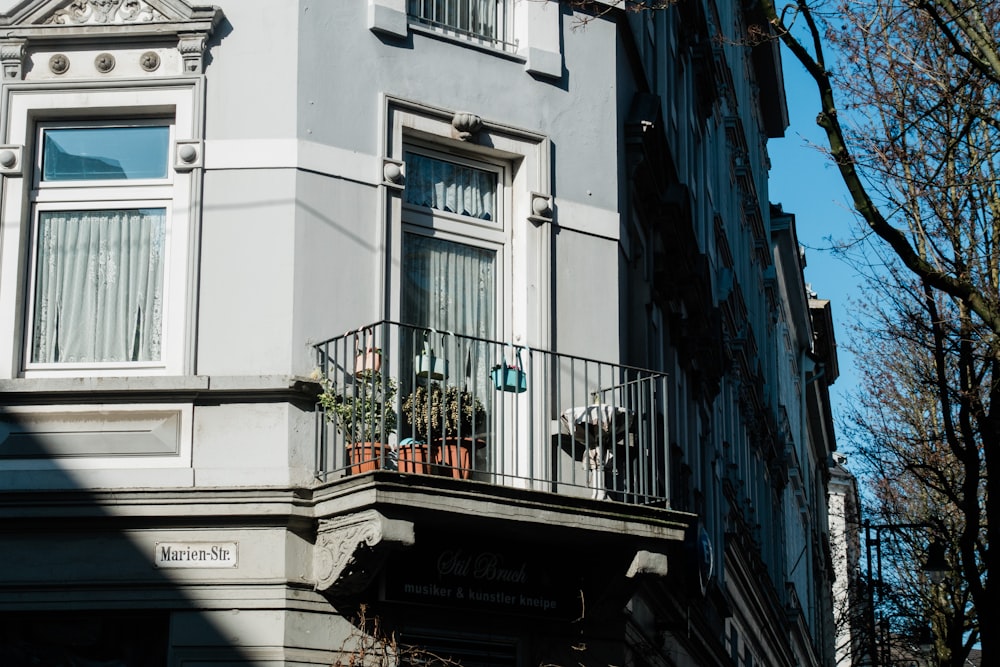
[407,0,514,51]
[400,147,506,337]
[0,84,200,378]
[397,148,505,406]
[382,99,552,481]
[28,123,172,367]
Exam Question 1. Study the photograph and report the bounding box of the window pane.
[42,126,170,181]
[31,208,166,364]
[405,152,497,221]
[407,0,504,43]
[401,233,495,338]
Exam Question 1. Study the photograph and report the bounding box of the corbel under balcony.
[314,509,415,596]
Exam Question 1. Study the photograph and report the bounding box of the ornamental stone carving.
[0,39,26,80]
[49,53,70,74]
[44,0,166,25]
[528,192,553,225]
[95,52,115,73]
[451,112,483,141]
[313,510,415,595]
[177,34,208,73]
[0,145,23,176]
[140,50,160,72]
[3,2,222,78]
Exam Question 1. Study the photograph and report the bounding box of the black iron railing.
[314,321,670,505]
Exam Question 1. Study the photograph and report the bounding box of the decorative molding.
[177,33,207,73]
[626,550,669,579]
[174,140,202,172]
[382,157,405,189]
[140,50,160,71]
[0,1,224,77]
[49,52,70,74]
[94,52,115,73]
[44,0,167,25]
[451,112,483,141]
[313,510,414,595]
[528,191,553,225]
[0,39,26,80]
[0,145,23,177]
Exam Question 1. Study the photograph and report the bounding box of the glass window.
[30,208,166,364]
[407,0,511,48]
[404,151,498,221]
[401,233,495,338]
[23,118,180,372]
[41,126,170,181]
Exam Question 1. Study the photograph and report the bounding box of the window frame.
[402,145,506,232]
[0,83,201,379]
[36,120,174,186]
[406,0,517,54]
[395,142,511,344]
[381,97,552,352]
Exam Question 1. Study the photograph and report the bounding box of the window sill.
[407,23,525,64]
[0,374,321,402]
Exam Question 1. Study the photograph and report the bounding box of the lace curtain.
[404,152,497,221]
[402,233,495,338]
[31,208,166,364]
[401,233,495,399]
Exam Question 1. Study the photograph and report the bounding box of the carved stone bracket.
[177,33,208,74]
[313,510,415,595]
[0,39,26,81]
[625,550,670,579]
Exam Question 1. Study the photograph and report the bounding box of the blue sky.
[768,49,861,447]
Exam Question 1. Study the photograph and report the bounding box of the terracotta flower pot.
[397,439,432,474]
[432,437,483,479]
[347,442,385,474]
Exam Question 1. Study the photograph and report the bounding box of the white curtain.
[405,153,496,220]
[402,233,494,339]
[401,233,495,399]
[31,208,166,364]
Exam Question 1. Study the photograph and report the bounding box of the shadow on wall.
[0,405,251,666]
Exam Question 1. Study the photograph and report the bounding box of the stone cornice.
[0,0,224,77]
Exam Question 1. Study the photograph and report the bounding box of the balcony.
[313,321,670,507]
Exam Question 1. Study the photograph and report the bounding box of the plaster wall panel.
[294,3,622,212]
[554,230,621,360]
[291,171,381,373]
[192,402,294,486]
[203,0,299,141]
[197,169,297,376]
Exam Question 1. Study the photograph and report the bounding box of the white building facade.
[0,1,839,665]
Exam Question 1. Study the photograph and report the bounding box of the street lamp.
[864,521,948,667]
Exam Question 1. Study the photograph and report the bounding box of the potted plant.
[401,383,487,479]
[319,371,397,474]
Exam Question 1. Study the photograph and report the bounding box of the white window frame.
[382,101,550,348]
[399,143,511,339]
[0,83,201,379]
